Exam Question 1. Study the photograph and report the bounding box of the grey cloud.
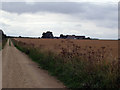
[1,2,117,17]
[1,23,10,27]
[1,2,117,29]
[75,24,82,27]
[1,2,118,38]
[1,2,85,14]
[95,20,117,29]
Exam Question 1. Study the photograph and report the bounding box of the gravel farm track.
[2,39,65,88]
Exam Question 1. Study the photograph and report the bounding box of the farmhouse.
[60,34,86,39]
[67,35,75,39]
[75,36,85,39]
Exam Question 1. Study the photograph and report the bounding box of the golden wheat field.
[14,38,119,59]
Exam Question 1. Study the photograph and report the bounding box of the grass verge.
[9,39,11,46]
[2,38,8,49]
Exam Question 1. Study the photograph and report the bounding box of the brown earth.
[2,39,65,88]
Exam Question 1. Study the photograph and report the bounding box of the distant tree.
[60,34,64,38]
[19,36,22,38]
[41,31,54,38]
[0,29,7,39]
[86,37,91,39]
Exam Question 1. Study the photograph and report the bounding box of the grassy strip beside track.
[2,38,8,49]
[9,39,11,46]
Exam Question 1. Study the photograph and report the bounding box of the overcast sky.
[0,0,118,39]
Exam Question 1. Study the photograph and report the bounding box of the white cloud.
[0,9,118,39]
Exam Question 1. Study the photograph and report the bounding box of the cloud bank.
[0,2,118,39]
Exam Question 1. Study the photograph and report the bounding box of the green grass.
[2,38,8,49]
[0,38,8,50]
[12,39,119,89]
[9,39,11,46]
[0,44,2,50]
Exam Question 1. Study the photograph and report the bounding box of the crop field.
[14,38,118,58]
[12,38,119,88]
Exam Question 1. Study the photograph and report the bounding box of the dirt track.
[2,39,65,88]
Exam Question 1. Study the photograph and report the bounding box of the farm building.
[60,34,86,39]
[67,35,75,39]
[75,36,85,39]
